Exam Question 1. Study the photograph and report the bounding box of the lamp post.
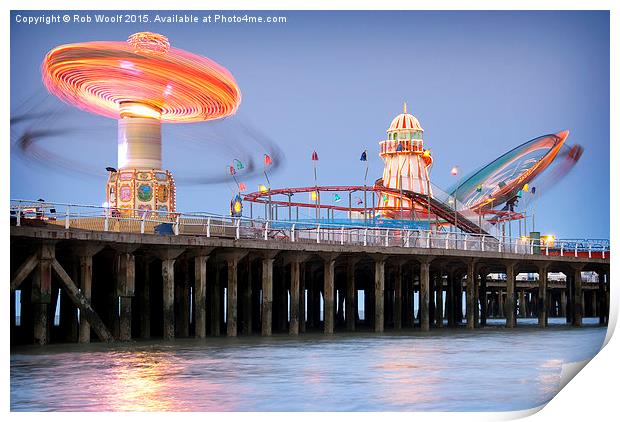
[450,166,459,234]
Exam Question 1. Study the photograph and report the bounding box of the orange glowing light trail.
[41,33,241,122]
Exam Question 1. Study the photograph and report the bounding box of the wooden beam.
[51,259,114,343]
[10,254,38,292]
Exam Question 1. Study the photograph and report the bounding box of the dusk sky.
[10,10,610,239]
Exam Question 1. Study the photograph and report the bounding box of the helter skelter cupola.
[41,31,241,215]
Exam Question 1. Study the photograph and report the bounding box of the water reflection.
[11,325,606,412]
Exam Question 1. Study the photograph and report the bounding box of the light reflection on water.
[11,319,605,412]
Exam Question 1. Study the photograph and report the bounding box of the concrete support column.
[394,262,403,330]
[591,290,597,318]
[466,261,476,330]
[434,272,442,328]
[175,259,190,338]
[405,270,413,328]
[479,273,487,327]
[299,263,306,333]
[505,263,516,328]
[227,257,239,336]
[290,258,301,335]
[560,290,567,318]
[116,253,135,341]
[242,258,253,335]
[420,260,431,331]
[261,257,274,336]
[162,259,176,340]
[194,255,209,338]
[374,258,385,333]
[538,265,548,328]
[346,259,356,331]
[573,266,583,327]
[599,270,607,325]
[519,289,526,319]
[323,257,336,334]
[78,254,94,343]
[211,265,221,336]
[32,243,54,345]
[140,259,151,339]
[446,270,455,327]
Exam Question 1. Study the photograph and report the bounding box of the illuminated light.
[450,166,459,176]
[259,185,268,193]
[119,102,162,119]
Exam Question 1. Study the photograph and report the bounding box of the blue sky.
[10,10,610,239]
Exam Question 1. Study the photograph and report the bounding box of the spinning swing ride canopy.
[41,32,241,123]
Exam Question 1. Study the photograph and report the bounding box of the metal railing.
[9,199,609,258]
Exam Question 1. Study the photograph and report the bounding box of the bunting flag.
[522,183,529,192]
[360,150,367,161]
[311,151,319,161]
[264,154,272,167]
[239,182,247,192]
[333,193,341,202]
[233,159,244,170]
[516,190,522,198]
[229,165,236,176]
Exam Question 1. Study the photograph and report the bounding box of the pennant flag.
[229,166,236,176]
[476,184,483,192]
[360,150,367,161]
[334,193,341,202]
[311,151,319,161]
[396,143,403,152]
[264,154,272,167]
[239,182,247,192]
[233,159,244,170]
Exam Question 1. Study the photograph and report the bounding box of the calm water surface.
[11,318,606,411]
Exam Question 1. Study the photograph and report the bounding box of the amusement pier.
[10,32,609,345]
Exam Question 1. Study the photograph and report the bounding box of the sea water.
[10,318,606,412]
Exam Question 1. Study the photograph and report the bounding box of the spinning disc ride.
[42,31,241,215]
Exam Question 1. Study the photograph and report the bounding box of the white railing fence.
[10,199,609,258]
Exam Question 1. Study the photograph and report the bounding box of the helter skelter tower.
[378,103,433,219]
[42,32,241,215]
